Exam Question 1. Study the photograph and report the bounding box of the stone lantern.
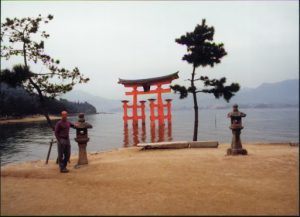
[74,113,92,165]
[227,104,248,155]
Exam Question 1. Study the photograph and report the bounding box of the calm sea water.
[0,108,299,166]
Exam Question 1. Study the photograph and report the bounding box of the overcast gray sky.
[1,1,299,99]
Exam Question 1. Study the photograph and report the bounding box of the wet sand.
[0,115,60,124]
[1,143,299,215]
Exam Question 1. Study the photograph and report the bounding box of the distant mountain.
[63,90,120,112]
[62,79,299,111]
[172,79,299,109]
[231,79,299,105]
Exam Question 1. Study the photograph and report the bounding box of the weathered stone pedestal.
[227,104,248,156]
[227,128,248,155]
[75,139,89,165]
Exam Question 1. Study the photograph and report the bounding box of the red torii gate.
[118,72,179,126]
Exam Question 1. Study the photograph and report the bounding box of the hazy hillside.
[166,79,298,109]
[0,83,97,117]
[63,79,299,112]
[231,79,299,105]
[184,79,299,109]
[63,90,120,112]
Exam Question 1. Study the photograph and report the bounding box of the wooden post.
[123,123,129,147]
[132,86,138,126]
[140,100,146,125]
[165,99,172,125]
[141,123,146,142]
[158,124,165,142]
[150,124,156,143]
[122,100,129,125]
[148,98,156,127]
[167,122,172,141]
[133,122,139,145]
[45,138,54,164]
[156,84,165,126]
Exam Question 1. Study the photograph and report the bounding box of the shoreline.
[1,142,298,167]
[1,143,298,215]
[0,115,61,124]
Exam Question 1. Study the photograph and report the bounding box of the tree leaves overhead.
[175,19,227,68]
[172,19,240,103]
[1,14,90,98]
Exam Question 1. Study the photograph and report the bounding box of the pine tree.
[171,19,240,141]
[1,14,89,129]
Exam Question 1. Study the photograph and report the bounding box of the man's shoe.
[60,168,69,173]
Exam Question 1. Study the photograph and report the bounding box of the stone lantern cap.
[75,113,92,129]
[229,111,245,118]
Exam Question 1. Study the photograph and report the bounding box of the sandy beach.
[1,143,299,216]
[0,115,61,124]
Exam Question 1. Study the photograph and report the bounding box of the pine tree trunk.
[28,78,54,131]
[191,66,199,141]
[23,41,54,131]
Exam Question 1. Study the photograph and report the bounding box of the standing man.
[55,111,76,173]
